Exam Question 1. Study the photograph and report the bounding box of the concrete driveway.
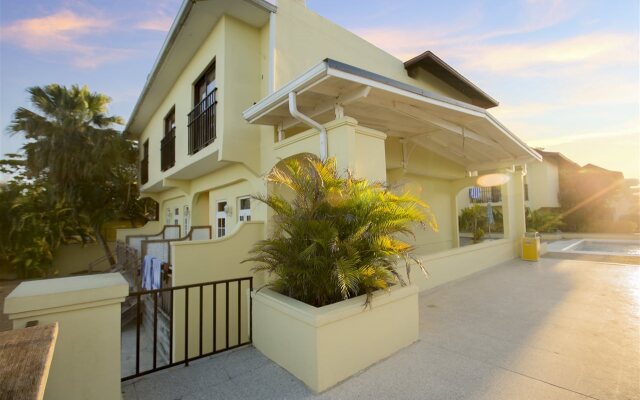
[123,258,640,400]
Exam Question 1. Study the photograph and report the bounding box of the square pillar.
[4,273,128,400]
[326,117,387,182]
[501,167,527,250]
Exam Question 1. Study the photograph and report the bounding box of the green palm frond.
[244,156,436,307]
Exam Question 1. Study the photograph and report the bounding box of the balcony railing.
[161,129,176,171]
[469,186,502,203]
[141,157,149,185]
[187,90,217,155]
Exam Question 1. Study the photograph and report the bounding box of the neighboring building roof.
[125,0,276,135]
[580,163,624,178]
[534,149,581,169]
[404,51,499,109]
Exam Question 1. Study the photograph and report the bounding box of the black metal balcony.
[188,90,217,155]
[469,186,502,203]
[160,129,175,171]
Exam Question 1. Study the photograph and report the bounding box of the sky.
[1,0,638,179]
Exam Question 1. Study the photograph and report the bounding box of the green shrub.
[526,208,563,233]
[244,156,437,307]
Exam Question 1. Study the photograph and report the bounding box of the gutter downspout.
[288,92,328,160]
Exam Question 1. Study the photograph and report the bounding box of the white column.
[501,167,527,253]
[4,273,128,400]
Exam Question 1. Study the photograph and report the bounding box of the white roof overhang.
[243,59,541,171]
[125,0,276,136]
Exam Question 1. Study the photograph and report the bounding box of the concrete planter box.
[252,285,419,393]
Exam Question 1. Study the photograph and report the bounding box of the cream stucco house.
[117,0,541,293]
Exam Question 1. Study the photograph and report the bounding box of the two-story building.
[118,0,541,292]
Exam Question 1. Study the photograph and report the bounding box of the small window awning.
[243,59,541,171]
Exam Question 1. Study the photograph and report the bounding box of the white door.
[216,201,227,238]
[183,205,191,233]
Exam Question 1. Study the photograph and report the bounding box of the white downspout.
[288,92,328,160]
[268,10,276,94]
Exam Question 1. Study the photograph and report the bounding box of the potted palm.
[246,156,436,392]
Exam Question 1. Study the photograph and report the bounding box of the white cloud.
[0,10,133,68]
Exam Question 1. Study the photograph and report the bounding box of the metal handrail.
[187,90,217,155]
[121,276,253,381]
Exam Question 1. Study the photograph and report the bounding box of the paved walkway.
[122,258,640,400]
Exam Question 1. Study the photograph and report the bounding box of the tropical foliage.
[525,208,564,233]
[244,156,437,307]
[0,176,92,277]
[458,204,503,243]
[557,164,626,232]
[1,84,154,277]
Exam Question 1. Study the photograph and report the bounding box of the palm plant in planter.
[245,155,437,307]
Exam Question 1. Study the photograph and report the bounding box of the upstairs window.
[195,63,216,105]
[161,107,176,171]
[188,61,217,155]
[141,140,149,184]
[164,108,176,136]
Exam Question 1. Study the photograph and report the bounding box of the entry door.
[183,205,191,234]
[216,201,227,238]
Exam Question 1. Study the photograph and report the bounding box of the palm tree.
[244,156,438,307]
[9,84,133,266]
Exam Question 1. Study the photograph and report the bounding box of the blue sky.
[1,0,638,178]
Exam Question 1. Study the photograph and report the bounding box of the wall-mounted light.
[224,204,233,217]
[476,173,510,187]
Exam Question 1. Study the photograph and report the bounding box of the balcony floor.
[122,257,639,400]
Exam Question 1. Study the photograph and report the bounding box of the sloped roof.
[404,51,499,109]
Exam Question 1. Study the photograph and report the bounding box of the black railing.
[187,90,217,155]
[140,157,149,185]
[469,186,502,203]
[121,276,252,381]
[160,129,176,171]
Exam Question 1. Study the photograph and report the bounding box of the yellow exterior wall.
[116,220,163,242]
[526,160,560,210]
[272,0,473,103]
[138,18,225,188]
[52,242,115,276]
[409,239,518,291]
[4,274,128,400]
[252,285,418,393]
[219,16,263,172]
[388,172,456,254]
[385,137,467,180]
